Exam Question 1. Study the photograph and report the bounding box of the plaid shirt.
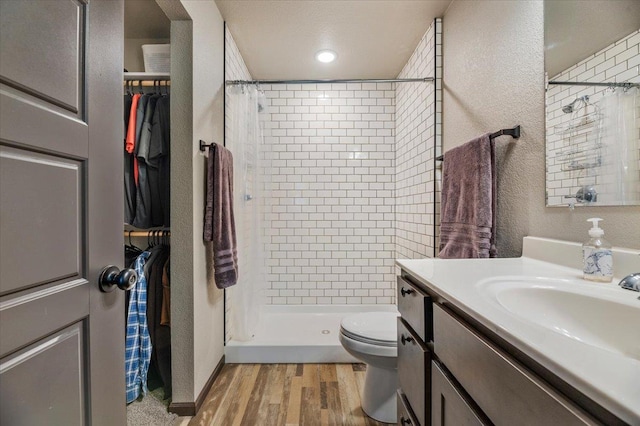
[125,251,152,403]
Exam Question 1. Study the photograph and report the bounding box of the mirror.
[545,1,640,207]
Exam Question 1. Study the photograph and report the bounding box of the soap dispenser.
[582,218,613,283]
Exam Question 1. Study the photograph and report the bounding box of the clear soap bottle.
[582,218,613,283]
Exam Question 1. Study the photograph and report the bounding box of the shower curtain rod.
[548,81,639,88]
[226,77,434,86]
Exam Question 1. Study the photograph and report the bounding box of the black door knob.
[99,265,138,293]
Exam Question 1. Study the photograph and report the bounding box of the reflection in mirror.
[545,1,640,207]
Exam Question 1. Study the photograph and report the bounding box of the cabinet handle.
[400,416,412,425]
[400,287,415,297]
[400,334,415,345]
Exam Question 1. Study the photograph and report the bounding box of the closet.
[123,0,174,421]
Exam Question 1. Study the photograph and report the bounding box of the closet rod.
[226,77,434,86]
[124,230,170,237]
[436,125,521,161]
[548,81,639,88]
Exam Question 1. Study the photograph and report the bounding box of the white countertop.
[397,243,640,424]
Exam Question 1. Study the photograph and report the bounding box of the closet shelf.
[124,72,170,80]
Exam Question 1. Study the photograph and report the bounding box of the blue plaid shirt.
[125,251,152,403]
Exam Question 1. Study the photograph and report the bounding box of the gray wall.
[158,0,225,405]
[442,0,640,257]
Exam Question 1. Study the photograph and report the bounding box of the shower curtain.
[598,87,640,204]
[227,85,269,341]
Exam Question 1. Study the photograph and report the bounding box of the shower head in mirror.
[562,95,589,113]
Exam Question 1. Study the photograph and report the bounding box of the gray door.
[0,1,125,425]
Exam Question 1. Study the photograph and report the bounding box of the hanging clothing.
[141,243,172,398]
[148,95,171,227]
[160,257,171,326]
[125,251,152,403]
[124,90,170,228]
[125,94,141,224]
[133,94,159,228]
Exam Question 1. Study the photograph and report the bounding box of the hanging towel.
[204,143,238,288]
[439,134,497,259]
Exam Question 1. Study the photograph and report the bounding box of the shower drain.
[321,330,330,334]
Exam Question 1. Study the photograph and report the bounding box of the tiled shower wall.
[262,83,397,305]
[224,20,441,307]
[546,29,640,206]
[395,19,442,259]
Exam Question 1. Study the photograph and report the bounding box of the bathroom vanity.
[396,237,640,426]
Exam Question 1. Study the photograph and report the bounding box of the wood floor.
[190,363,391,426]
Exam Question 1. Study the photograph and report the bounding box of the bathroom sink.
[477,277,640,360]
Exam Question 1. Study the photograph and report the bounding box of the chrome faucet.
[618,273,640,292]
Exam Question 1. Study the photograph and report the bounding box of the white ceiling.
[125,0,640,82]
[215,0,452,80]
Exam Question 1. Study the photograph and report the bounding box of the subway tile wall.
[225,20,441,307]
[546,29,640,206]
[395,19,441,260]
[261,82,397,305]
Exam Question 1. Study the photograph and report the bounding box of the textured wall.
[167,18,194,405]
[395,19,441,260]
[183,0,226,399]
[262,83,396,305]
[443,0,640,257]
[162,0,226,405]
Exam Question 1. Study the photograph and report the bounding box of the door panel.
[0,146,83,294]
[0,1,125,424]
[0,0,84,113]
[0,323,86,426]
[0,280,88,357]
[0,90,89,158]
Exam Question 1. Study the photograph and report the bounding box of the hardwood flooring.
[190,363,391,426]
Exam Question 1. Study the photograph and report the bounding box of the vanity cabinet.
[397,275,433,426]
[431,360,487,426]
[398,270,604,426]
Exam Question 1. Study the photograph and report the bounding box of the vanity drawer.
[431,360,488,426]
[398,317,430,426]
[398,390,421,426]
[433,304,599,426]
[397,275,433,342]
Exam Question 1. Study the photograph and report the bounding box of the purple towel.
[204,143,238,288]
[439,134,497,259]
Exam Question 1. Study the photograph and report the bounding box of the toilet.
[339,311,399,423]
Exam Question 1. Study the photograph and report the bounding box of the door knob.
[99,265,138,293]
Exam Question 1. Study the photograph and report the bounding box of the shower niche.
[544,1,640,207]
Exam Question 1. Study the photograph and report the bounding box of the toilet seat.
[340,312,398,347]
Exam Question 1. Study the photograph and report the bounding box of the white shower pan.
[225,304,398,363]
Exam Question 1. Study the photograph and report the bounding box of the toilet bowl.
[339,311,399,423]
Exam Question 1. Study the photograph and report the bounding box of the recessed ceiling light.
[316,50,337,63]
